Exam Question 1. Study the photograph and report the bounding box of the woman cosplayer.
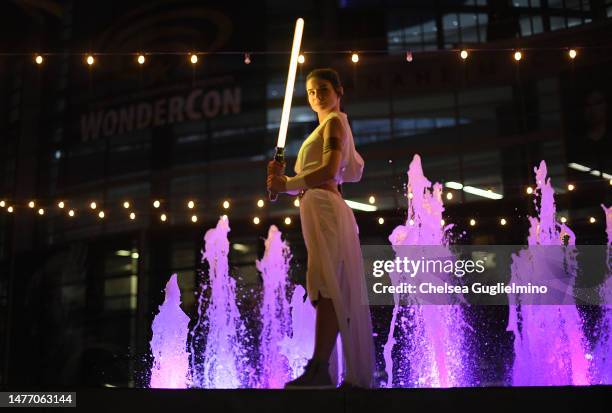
[267,68,375,389]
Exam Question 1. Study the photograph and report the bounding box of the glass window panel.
[567,17,582,27]
[443,13,460,44]
[550,16,566,31]
[532,16,544,33]
[520,16,533,36]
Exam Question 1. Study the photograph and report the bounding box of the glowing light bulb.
[123,201,130,209]
[440,219,445,226]
[526,186,533,195]
[137,54,145,65]
[153,200,160,208]
[405,51,413,62]
[284,217,292,225]
[129,212,136,220]
[294,198,300,207]
[68,209,75,217]
[409,219,414,226]
[351,53,359,63]
[244,53,251,64]
[460,50,468,60]
[191,215,198,223]
[567,184,575,191]
[28,201,35,208]
[469,219,476,226]
[514,51,522,61]
[38,208,44,215]
[86,55,95,65]
[378,217,384,225]
[90,202,97,210]
[368,195,376,204]
[187,200,195,209]
[35,55,43,65]
[190,54,198,64]
[221,214,228,221]
[560,216,567,223]
[98,211,105,219]
[408,192,414,199]
[446,192,453,200]
[58,201,65,209]
[500,218,507,226]
[0,200,5,208]
[298,54,305,64]
[253,216,260,225]
[257,199,264,208]
[222,200,230,209]
[7,206,14,213]
[589,217,596,224]
[568,49,577,59]
[160,213,167,222]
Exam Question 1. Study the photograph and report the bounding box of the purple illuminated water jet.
[507,161,591,386]
[255,225,292,388]
[189,216,251,388]
[149,274,190,388]
[383,154,468,388]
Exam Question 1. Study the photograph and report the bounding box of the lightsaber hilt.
[268,147,285,202]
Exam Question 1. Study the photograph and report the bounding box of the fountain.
[383,154,469,388]
[149,274,190,389]
[189,216,251,388]
[506,161,591,385]
[255,225,292,388]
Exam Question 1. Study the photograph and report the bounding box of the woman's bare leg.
[312,297,339,362]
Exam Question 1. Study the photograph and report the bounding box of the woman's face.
[306,77,340,114]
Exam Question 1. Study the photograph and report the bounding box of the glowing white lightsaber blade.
[269,17,304,201]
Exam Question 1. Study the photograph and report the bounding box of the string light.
[0,200,5,207]
[446,192,453,200]
[405,51,413,62]
[28,201,35,208]
[560,216,567,223]
[368,195,376,204]
[191,215,198,223]
[35,55,43,65]
[284,217,292,225]
[351,53,359,63]
[187,200,195,209]
[98,210,105,219]
[568,49,577,59]
[294,198,300,207]
[500,218,507,226]
[469,218,476,226]
[244,53,251,64]
[514,51,522,61]
[86,55,95,65]
[123,201,130,209]
[297,54,305,64]
[257,199,264,208]
[460,49,469,60]
[137,54,146,65]
[129,212,136,220]
[526,186,533,195]
[409,219,414,226]
[378,217,385,225]
[190,53,198,64]
[221,214,228,221]
[408,192,414,199]
[37,208,44,216]
[68,209,75,217]
[8,206,14,213]
[567,184,575,191]
[90,201,97,210]
[58,201,65,209]
[160,213,167,222]
[253,216,260,225]
[222,200,230,209]
[153,200,160,208]
[589,217,596,224]
[440,219,445,226]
